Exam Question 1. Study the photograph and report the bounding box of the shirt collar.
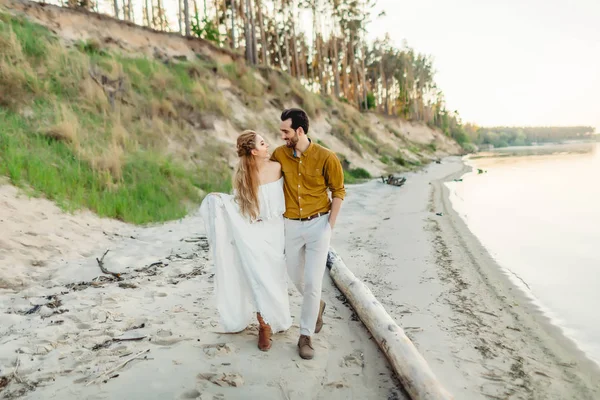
[293,138,313,158]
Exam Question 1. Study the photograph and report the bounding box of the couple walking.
[200,108,345,360]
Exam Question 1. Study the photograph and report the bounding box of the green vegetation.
[447,122,596,152]
[344,167,372,184]
[464,125,597,148]
[316,139,329,149]
[191,11,220,44]
[0,13,232,224]
[0,12,452,223]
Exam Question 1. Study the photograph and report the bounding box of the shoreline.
[2,155,599,398]
[435,161,600,379]
[332,157,600,399]
[442,160,600,372]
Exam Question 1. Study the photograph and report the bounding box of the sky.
[367,0,600,131]
[40,0,599,131]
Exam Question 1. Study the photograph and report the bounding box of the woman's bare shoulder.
[269,160,282,171]
[268,160,282,178]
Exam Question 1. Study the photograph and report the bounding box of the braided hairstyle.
[233,130,260,220]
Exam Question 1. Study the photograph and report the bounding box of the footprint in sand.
[202,343,237,357]
[197,372,244,387]
[150,329,187,346]
[179,389,201,399]
[340,350,365,368]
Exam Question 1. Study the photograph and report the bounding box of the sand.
[3,157,600,399]
[0,181,127,290]
[0,183,402,399]
[331,157,600,399]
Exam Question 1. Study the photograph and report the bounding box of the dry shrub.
[0,27,38,108]
[90,141,124,181]
[80,76,110,112]
[0,59,33,108]
[111,121,130,148]
[151,98,177,119]
[192,81,230,116]
[133,116,169,149]
[43,104,80,145]
[151,69,173,92]
[192,80,208,98]
[268,71,288,99]
[0,27,25,61]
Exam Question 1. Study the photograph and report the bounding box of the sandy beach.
[332,157,600,399]
[0,183,402,399]
[2,157,600,399]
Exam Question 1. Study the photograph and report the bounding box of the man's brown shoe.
[315,300,326,333]
[257,313,272,351]
[298,335,314,360]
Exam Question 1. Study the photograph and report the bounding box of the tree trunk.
[341,38,349,99]
[144,0,150,26]
[230,0,236,47]
[281,6,293,75]
[184,0,191,35]
[178,0,183,33]
[158,0,165,30]
[249,0,258,64]
[113,0,119,18]
[274,17,284,69]
[349,34,359,106]
[379,48,386,113]
[242,0,252,63]
[361,49,368,110]
[385,81,390,115]
[282,0,291,73]
[215,0,220,28]
[302,47,308,80]
[319,35,327,95]
[128,0,134,22]
[151,0,156,28]
[332,37,340,98]
[256,0,268,66]
[289,6,300,78]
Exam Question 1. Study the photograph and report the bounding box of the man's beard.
[285,132,299,148]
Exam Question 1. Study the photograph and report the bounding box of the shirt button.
[300,208,303,211]
[298,173,301,176]
[299,161,302,164]
[298,184,300,188]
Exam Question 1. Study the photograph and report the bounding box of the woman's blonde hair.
[233,130,260,220]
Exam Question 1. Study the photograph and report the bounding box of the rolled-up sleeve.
[270,148,279,162]
[324,153,346,200]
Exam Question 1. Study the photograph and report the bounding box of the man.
[270,108,346,360]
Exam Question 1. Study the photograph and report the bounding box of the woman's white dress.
[199,178,292,333]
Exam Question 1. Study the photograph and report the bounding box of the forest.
[43,0,468,143]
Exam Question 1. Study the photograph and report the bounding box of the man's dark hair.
[281,108,309,134]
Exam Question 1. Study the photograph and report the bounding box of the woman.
[199,130,292,351]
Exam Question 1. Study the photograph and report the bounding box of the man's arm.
[324,153,346,229]
[329,197,343,229]
[270,146,281,163]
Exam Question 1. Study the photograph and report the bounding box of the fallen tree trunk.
[327,249,452,400]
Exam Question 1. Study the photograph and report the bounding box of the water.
[447,142,600,366]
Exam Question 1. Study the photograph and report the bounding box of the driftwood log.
[327,249,452,400]
[381,174,407,187]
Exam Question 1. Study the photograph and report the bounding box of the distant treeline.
[462,125,596,148]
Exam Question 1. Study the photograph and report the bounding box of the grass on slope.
[0,12,232,224]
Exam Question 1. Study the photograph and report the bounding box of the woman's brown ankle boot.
[256,313,272,351]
